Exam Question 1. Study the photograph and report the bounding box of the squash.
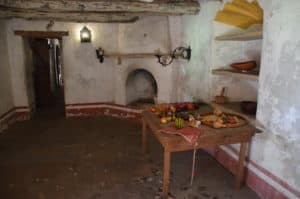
[174,118,184,129]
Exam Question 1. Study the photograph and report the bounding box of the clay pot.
[241,101,257,115]
[215,87,228,104]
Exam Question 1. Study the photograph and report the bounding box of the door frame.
[15,31,69,116]
[15,31,68,38]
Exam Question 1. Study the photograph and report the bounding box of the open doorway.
[14,30,68,119]
[28,37,64,117]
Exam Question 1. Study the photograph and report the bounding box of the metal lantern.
[80,26,91,43]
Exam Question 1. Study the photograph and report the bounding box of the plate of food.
[200,109,247,128]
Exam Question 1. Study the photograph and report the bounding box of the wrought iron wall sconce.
[155,54,174,66]
[173,46,191,60]
[80,26,91,43]
[156,46,191,66]
[96,47,105,63]
[94,46,191,66]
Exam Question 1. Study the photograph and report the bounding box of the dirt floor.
[0,110,259,199]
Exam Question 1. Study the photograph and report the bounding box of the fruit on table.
[203,120,213,126]
[183,114,191,121]
[160,117,168,124]
[172,115,176,121]
[166,117,172,122]
[174,118,184,129]
[187,103,195,110]
[213,120,226,128]
[213,108,222,116]
[158,110,166,118]
[170,106,176,113]
[175,103,186,112]
[150,107,157,113]
[228,117,237,124]
[189,119,201,128]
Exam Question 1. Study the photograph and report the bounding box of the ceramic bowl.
[230,61,256,71]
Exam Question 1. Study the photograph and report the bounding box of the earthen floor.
[0,111,259,199]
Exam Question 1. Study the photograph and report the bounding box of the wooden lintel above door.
[14,31,69,38]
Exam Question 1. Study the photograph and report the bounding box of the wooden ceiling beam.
[0,8,139,23]
[0,0,200,16]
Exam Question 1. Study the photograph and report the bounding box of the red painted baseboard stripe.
[224,145,300,198]
[212,145,299,199]
[0,107,16,120]
[0,106,31,133]
[65,103,142,119]
[0,107,16,132]
[65,102,140,111]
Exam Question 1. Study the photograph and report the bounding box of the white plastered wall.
[0,20,14,116]
[251,0,300,194]
[5,20,119,108]
[180,0,220,102]
[5,17,182,109]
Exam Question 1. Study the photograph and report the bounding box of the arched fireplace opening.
[126,69,158,106]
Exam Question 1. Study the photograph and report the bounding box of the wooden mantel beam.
[0,0,200,15]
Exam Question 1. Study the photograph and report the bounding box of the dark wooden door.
[30,38,52,108]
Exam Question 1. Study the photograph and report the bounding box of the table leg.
[163,149,171,199]
[142,118,147,155]
[235,142,248,190]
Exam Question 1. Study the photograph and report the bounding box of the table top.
[142,104,256,152]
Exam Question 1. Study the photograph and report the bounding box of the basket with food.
[200,109,247,128]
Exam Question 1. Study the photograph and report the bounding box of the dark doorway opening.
[28,37,65,117]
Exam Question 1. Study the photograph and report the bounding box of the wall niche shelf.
[215,30,262,41]
[212,25,263,132]
[212,68,259,81]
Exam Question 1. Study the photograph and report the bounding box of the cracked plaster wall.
[252,0,300,192]
[180,0,220,102]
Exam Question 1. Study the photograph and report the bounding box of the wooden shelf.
[212,68,259,81]
[209,102,264,132]
[215,30,262,41]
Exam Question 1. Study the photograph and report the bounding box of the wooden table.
[141,105,255,198]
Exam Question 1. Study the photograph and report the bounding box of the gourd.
[174,118,184,129]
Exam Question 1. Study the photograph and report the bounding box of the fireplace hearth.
[126,69,157,106]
